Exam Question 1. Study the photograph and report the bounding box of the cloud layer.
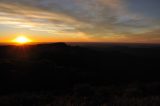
[0,0,160,43]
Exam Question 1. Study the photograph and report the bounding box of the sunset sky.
[0,0,160,43]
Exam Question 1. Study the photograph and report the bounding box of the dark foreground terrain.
[0,42,160,106]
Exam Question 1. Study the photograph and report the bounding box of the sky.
[0,0,160,43]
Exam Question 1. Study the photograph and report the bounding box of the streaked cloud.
[0,0,160,43]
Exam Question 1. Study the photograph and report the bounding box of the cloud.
[0,0,160,42]
[0,2,87,34]
[101,29,160,43]
[129,29,160,43]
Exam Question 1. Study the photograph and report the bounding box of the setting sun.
[12,36,32,44]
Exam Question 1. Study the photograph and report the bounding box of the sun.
[13,36,32,44]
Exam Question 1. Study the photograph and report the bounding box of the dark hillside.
[0,43,160,105]
[0,43,160,91]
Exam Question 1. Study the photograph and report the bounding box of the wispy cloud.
[0,2,87,34]
[0,0,160,42]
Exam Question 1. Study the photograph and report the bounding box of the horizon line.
[0,41,160,46]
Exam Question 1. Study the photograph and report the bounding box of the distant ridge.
[37,42,67,47]
[0,42,68,47]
